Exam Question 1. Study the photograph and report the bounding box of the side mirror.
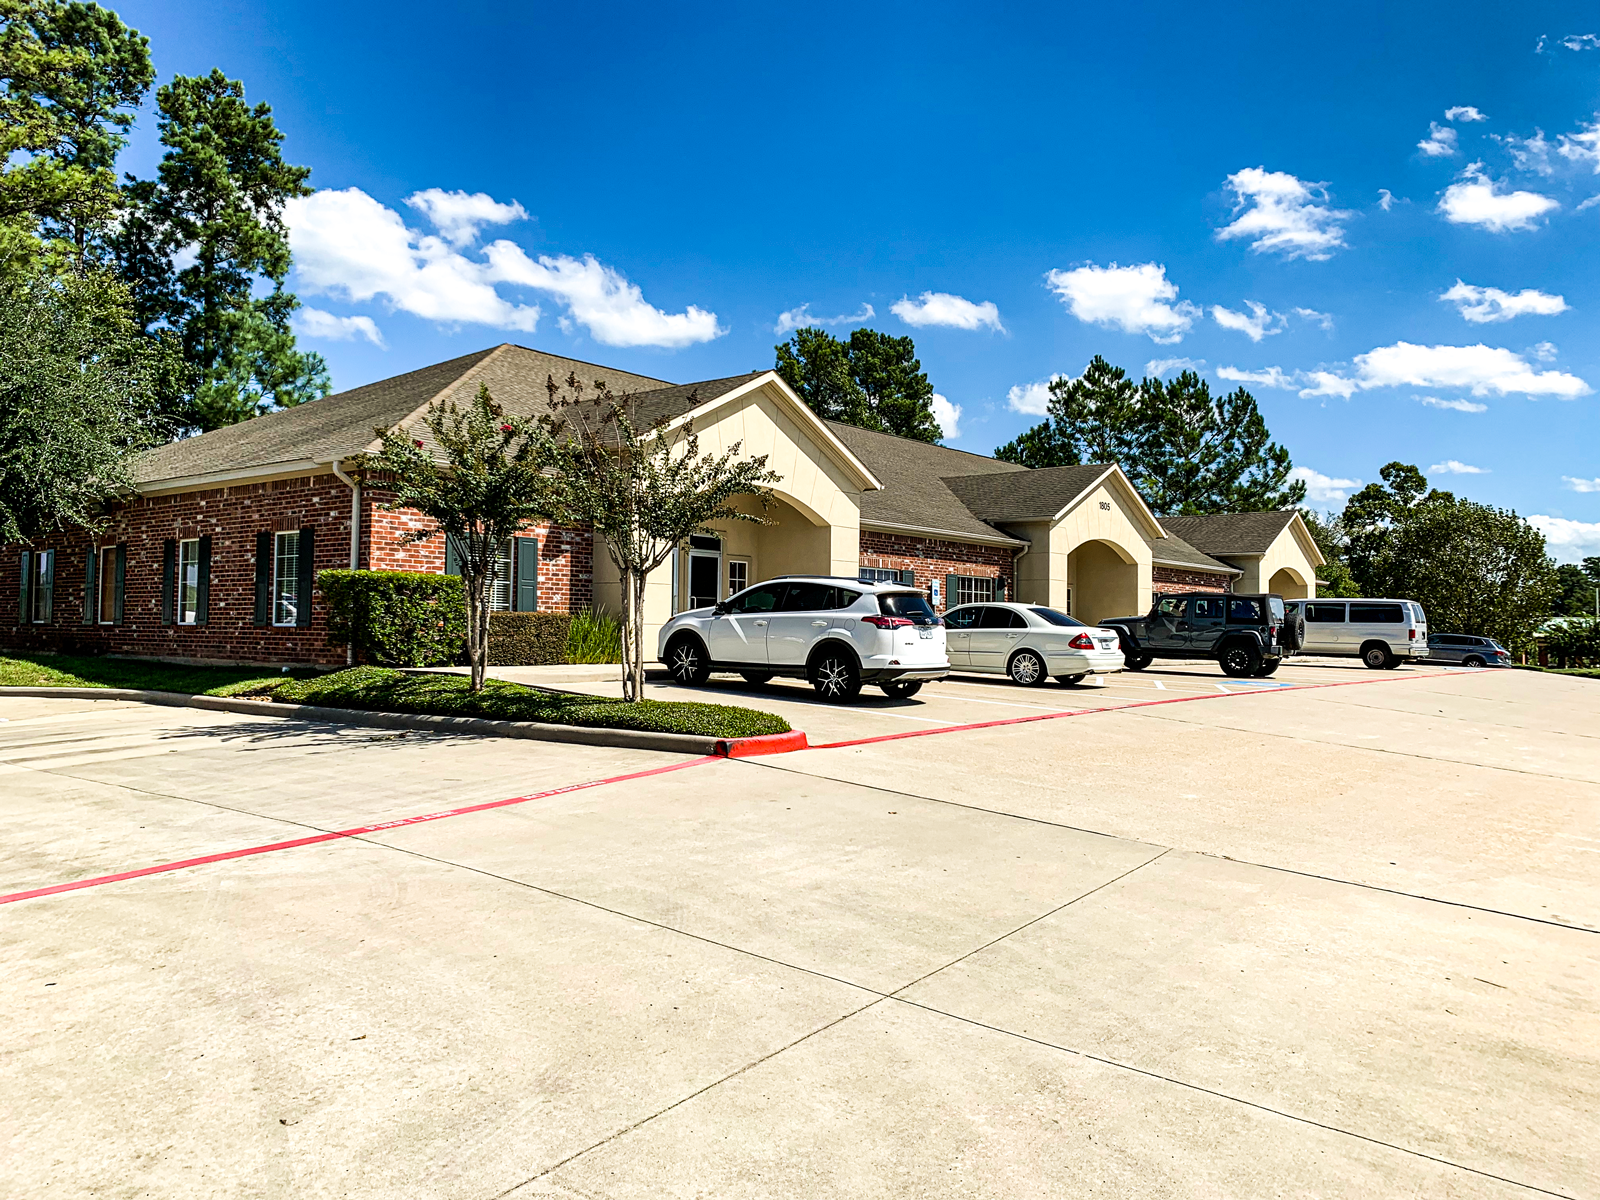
[712,603,728,616]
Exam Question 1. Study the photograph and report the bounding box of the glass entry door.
[686,535,722,610]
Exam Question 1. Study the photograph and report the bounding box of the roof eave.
[861,519,1028,548]
[132,459,334,496]
[1152,556,1242,575]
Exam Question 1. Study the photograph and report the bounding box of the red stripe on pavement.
[0,755,719,906]
[809,668,1463,750]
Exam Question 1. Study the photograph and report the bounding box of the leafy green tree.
[0,0,153,276]
[1341,462,1556,649]
[1553,559,1600,617]
[995,356,1145,469]
[0,268,158,541]
[1299,508,1361,597]
[775,326,942,442]
[115,68,327,431]
[360,385,564,692]
[540,373,782,701]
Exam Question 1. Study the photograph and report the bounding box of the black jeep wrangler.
[1099,592,1303,678]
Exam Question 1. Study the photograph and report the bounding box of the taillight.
[862,615,912,629]
[1068,633,1094,649]
[1409,629,1416,640]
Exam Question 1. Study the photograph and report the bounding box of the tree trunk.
[619,565,639,701]
[464,568,489,692]
[632,569,647,702]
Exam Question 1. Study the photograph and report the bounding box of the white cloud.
[1576,194,1600,211]
[286,187,722,348]
[1529,516,1600,563]
[1298,371,1360,399]
[1438,163,1559,231]
[1217,365,1295,389]
[1418,395,1489,412]
[773,302,874,335]
[1557,120,1600,171]
[1294,306,1334,330]
[931,393,962,439]
[1216,167,1351,260]
[1498,130,1553,174]
[1044,262,1198,343]
[890,291,1004,332]
[1210,301,1286,342]
[1289,466,1362,503]
[1377,188,1396,211]
[1560,34,1600,50]
[1529,341,1559,361]
[1006,376,1063,416]
[1429,459,1489,475]
[293,307,386,347]
[1418,122,1459,157]
[1563,476,1600,492]
[1440,280,1568,323]
[405,189,528,247]
[1445,106,1488,123]
[1146,357,1204,376]
[1313,342,1591,398]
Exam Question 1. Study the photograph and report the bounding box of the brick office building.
[3,344,1320,666]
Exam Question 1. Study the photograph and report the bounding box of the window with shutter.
[296,526,315,626]
[98,546,117,625]
[18,549,31,624]
[195,535,211,625]
[273,531,299,626]
[36,549,54,622]
[112,544,125,624]
[176,539,200,624]
[161,540,176,624]
[514,537,539,611]
[83,548,98,624]
[254,532,272,626]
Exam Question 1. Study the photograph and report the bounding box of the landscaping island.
[0,655,790,739]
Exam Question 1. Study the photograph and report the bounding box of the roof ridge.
[364,343,517,455]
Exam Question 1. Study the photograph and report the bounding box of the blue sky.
[121,1,1600,559]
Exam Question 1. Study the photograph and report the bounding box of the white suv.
[658,575,949,701]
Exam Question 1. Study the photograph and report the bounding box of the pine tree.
[775,326,943,442]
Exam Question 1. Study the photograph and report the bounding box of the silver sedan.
[943,602,1126,686]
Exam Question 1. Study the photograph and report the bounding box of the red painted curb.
[716,730,810,758]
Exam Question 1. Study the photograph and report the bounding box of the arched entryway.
[1268,566,1312,600]
[1068,538,1141,624]
[672,490,838,612]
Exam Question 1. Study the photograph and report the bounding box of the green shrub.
[1544,616,1600,669]
[319,570,466,667]
[273,666,790,737]
[487,612,573,665]
[567,608,623,663]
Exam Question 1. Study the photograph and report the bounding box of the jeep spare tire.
[1280,610,1306,652]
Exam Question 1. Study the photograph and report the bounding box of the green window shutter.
[161,539,176,624]
[899,569,916,587]
[514,537,539,611]
[194,535,211,625]
[83,548,98,624]
[995,576,1007,601]
[296,525,315,626]
[253,532,271,626]
[113,544,125,624]
[19,549,32,624]
[40,549,54,622]
[444,535,461,576]
[945,573,957,610]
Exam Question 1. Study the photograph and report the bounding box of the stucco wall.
[1049,481,1156,620]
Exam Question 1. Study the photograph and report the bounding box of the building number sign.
[1099,501,1112,510]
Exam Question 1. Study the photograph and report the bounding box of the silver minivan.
[1284,598,1429,669]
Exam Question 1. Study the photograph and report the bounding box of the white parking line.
[1153,679,1166,690]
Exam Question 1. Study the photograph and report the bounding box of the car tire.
[1008,649,1048,687]
[664,635,711,686]
[809,649,862,701]
[740,671,773,686]
[1056,673,1087,686]
[1253,660,1280,677]
[880,680,922,699]
[1281,611,1306,653]
[1461,655,1485,669]
[1124,650,1153,671]
[1220,642,1261,678]
[1361,642,1393,670]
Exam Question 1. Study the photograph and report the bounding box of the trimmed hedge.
[267,666,791,738]
[319,570,465,667]
[488,611,572,666]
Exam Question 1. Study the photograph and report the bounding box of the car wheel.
[1124,650,1152,671]
[1361,642,1392,670]
[1220,642,1261,678]
[1008,649,1048,687]
[665,635,711,686]
[740,671,773,685]
[810,651,862,701]
[1056,673,1087,686]
[880,680,922,699]
[1253,660,1280,677]
[1461,655,1485,669]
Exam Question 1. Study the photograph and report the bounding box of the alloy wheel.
[813,656,859,700]
[1010,651,1044,686]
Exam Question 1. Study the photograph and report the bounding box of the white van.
[1283,598,1429,669]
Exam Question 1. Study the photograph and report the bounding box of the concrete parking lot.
[2,661,1596,1198]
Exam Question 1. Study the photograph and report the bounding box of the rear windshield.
[1411,603,1428,625]
[1030,607,1086,627]
[879,592,939,624]
[1269,596,1285,623]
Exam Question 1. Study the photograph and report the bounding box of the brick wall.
[2,475,598,666]
[1153,564,1233,594]
[859,529,1012,611]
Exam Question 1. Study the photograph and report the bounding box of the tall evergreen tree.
[775,326,943,442]
[115,68,327,431]
[994,356,1145,469]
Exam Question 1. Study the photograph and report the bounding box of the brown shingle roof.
[942,464,1115,524]
[1158,511,1299,557]
[1151,532,1239,574]
[825,421,1027,544]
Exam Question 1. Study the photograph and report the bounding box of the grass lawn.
[0,655,790,739]
[1512,664,1600,679]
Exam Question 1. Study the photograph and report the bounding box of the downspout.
[329,461,361,665]
[1008,532,1030,603]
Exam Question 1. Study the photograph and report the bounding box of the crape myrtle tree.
[540,373,781,702]
[361,386,564,693]
[0,269,159,540]
[995,358,1305,515]
[775,327,944,443]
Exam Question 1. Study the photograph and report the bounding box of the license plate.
[918,626,933,639]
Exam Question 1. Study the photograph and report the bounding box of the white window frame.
[955,575,995,606]
[177,538,200,625]
[273,531,299,627]
[97,545,116,624]
[30,550,50,623]
[858,567,900,584]
[726,557,749,597]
